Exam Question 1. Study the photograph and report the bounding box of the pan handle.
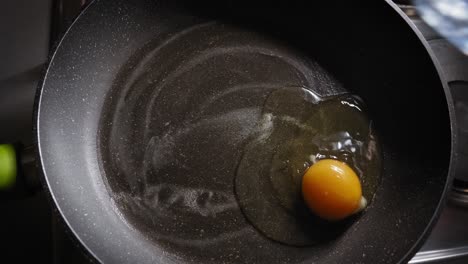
[0,144,16,189]
[0,144,40,196]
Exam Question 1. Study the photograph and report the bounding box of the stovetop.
[1,1,468,263]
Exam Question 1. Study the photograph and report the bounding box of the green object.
[0,144,16,189]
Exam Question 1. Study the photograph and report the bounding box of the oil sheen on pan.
[98,22,382,263]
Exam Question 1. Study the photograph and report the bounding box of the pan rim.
[34,0,105,262]
[384,1,456,263]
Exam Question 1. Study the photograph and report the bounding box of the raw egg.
[302,159,367,221]
[234,87,381,246]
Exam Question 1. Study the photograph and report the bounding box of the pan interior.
[98,21,371,263]
[96,2,451,263]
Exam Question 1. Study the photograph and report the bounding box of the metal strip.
[410,247,468,263]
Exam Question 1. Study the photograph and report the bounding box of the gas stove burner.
[451,180,468,207]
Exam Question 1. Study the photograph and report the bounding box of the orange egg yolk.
[302,159,364,221]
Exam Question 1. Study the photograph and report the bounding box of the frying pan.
[31,0,459,263]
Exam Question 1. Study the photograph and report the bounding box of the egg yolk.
[302,159,365,221]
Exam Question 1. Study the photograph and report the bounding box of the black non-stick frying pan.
[34,0,459,263]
